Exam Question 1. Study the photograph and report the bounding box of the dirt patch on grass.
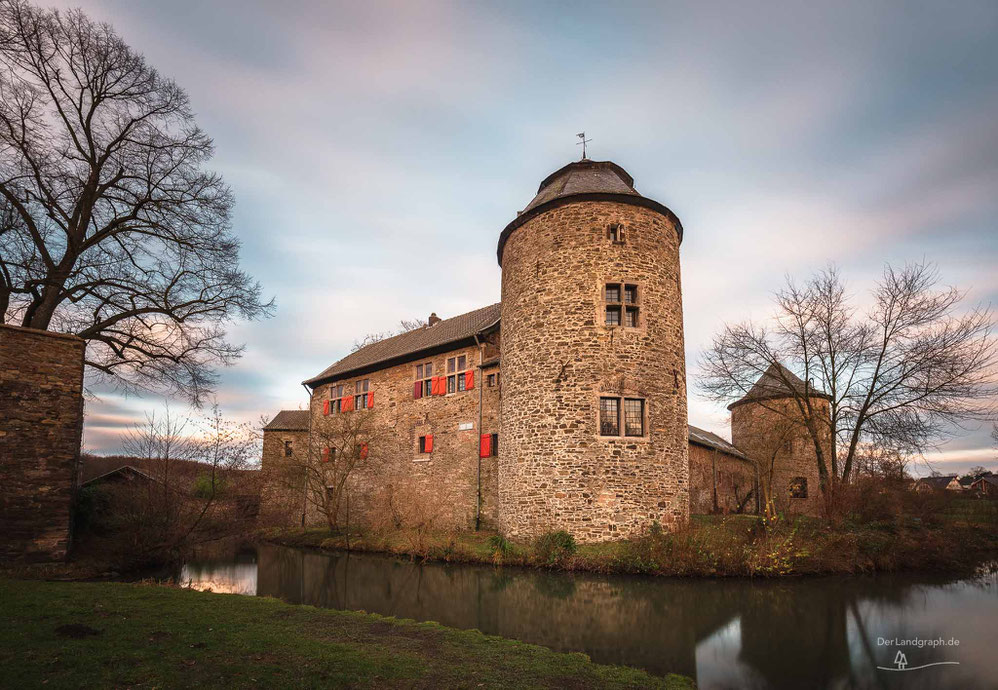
[55,624,102,638]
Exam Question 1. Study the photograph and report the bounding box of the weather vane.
[576,132,591,159]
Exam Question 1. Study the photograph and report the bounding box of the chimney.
[428,312,441,326]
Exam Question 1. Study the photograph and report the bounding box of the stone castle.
[262,160,826,542]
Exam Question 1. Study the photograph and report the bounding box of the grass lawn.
[0,578,692,689]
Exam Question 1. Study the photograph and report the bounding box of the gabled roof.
[497,160,683,264]
[688,424,751,461]
[81,465,157,487]
[915,475,959,489]
[264,410,310,431]
[304,304,501,387]
[728,363,831,410]
[972,475,998,487]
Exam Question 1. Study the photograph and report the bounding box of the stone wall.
[499,201,689,542]
[688,443,758,514]
[0,324,85,561]
[730,397,829,516]
[260,427,310,527]
[303,340,501,531]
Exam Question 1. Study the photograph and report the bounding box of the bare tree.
[109,402,257,563]
[351,318,426,352]
[0,1,272,402]
[272,411,386,531]
[700,263,996,495]
[852,444,909,481]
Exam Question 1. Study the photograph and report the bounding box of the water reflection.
[181,545,997,689]
[180,551,257,595]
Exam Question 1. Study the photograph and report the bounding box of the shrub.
[193,473,227,499]
[488,534,514,564]
[533,530,577,565]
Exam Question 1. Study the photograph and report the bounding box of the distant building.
[262,160,826,542]
[913,475,963,492]
[81,465,157,488]
[971,475,998,497]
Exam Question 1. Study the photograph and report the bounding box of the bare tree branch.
[0,1,273,403]
[699,262,997,494]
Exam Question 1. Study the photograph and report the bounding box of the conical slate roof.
[496,159,682,264]
[522,160,640,214]
[727,363,831,410]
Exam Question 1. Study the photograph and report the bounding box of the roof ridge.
[303,303,501,386]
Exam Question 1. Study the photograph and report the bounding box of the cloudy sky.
[54,0,998,475]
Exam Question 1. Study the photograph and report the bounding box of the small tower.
[728,363,830,515]
[497,160,689,542]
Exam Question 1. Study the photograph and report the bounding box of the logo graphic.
[876,651,959,673]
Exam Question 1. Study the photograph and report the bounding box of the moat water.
[178,544,997,689]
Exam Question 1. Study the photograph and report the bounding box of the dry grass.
[263,489,998,578]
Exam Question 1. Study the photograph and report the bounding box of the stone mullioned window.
[603,282,640,328]
[599,396,646,437]
[323,378,373,415]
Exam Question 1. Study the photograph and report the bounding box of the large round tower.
[497,160,688,542]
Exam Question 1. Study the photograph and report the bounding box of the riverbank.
[0,578,692,689]
[263,512,998,577]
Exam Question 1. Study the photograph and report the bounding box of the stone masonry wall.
[499,201,689,542]
[306,340,501,531]
[730,397,829,516]
[688,443,758,514]
[260,428,310,527]
[0,324,85,561]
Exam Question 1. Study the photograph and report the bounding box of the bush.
[533,530,577,565]
[193,473,227,499]
[488,534,514,564]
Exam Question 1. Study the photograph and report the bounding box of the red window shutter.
[360,443,369,459]
[465,370,474,390]
[323,400,330,416]
[342,396,354,412]
[322,447,330,463]
[431,376,440,396]
[367,392,374,408]
[414,381,422,399]
[425,434,433,453]
[479,433,491,458]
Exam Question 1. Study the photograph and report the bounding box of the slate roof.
[497,160,683,264]
[263,409,310,431]
[304,304,501,387]
[915,475,959,489]
[688,424,751,461]
[728,363,831,410]
[522,160,640,214]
